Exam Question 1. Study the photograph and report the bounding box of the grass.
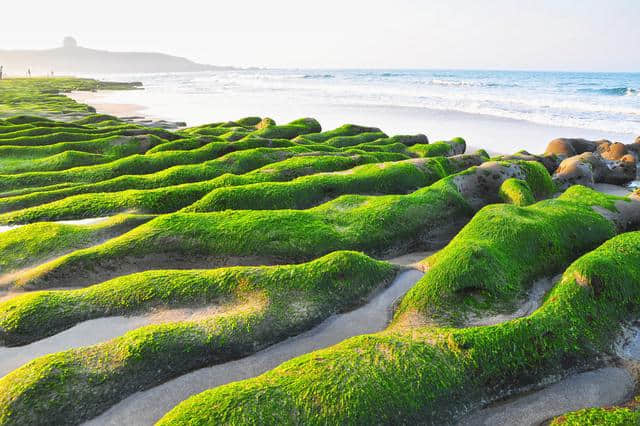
[0,251,397,425]
[157,231,640,425]
[12,160,552,290]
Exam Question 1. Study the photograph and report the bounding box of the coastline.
[67,91,147,118]
[67,83,636,155]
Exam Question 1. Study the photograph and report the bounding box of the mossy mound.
[0,214,154,275]
[0,251,396,424]
[158,231,640,425]
[2,77,638,426]
[183,155,483,213]
[12,161,550,290]
[498,178,535,206]
[397,185,629,323]
[0,152,408,222]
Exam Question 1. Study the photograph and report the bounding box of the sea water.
[81,69,640,154]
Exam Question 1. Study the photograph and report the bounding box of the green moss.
[14,161,548,290]
[146,137,218,154]
[0,152,407,222]
[498,178,535,206]
[0,139,309,192]
[295,132,387,148]
[510,160,556,199]
[550,399,640,425]
[0,214,154,274]
[558,184,629,212]
[475,149,490,159]
[157,232,640,425]
[294,124,381,143]
[0,126,419,193]
[408,137,466,157]
[397,186,619,323]
[0,77,140,118]
[252,118,321,139]
[0,251,396,425]
[183,156,480,213]
[0,150,110,174]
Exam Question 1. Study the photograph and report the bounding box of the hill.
[0,37,231,75]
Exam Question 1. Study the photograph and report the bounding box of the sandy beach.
[70,71,638,155]
[68,90,147,117]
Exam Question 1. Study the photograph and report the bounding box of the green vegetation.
[0,128,460,194]
[0,150,109,174]
[550,397,640,425]
[397,185,622,323]
[5,77,635,426]
[0,152,408,221]
[0,138,313,192]
[498,178,535,206]
[183,155,483,212]
[0,214,153,275]
[13,161,551,290]
[0,77,140,117]
[408,137,466,157]
[0,251,396,424]
[158,231,640,425]
[290,124,381,142]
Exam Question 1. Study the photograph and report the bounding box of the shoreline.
[67,91,148,118]
[67,83,636,155]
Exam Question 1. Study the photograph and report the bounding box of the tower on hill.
[63,36,78,48]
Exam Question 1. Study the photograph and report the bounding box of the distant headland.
[0,37,233,75]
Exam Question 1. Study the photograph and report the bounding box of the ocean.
[81,69,640,154]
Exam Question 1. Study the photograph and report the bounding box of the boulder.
[544,138,610,157]
[553,152,637,190]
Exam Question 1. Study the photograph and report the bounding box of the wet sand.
[386,250,434,269]
[0,304,234,378]
[0,316,151,378]
[460,294,640,425]
[593,183,634,197]
[467,275,559,327]
[458,367,634,426]
[84,269,426,425]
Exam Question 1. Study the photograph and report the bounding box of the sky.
[2,0,639,71]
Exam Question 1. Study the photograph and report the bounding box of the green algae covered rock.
[550,398,640,425]
[158,231,640,425]
[0,251,396,424]
[498,178,535,206]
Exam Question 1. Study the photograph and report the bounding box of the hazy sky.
[2,0,639,71]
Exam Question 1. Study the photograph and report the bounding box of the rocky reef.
[0,77,639,425]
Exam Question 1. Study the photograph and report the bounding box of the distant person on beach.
[0,66,3,80]
[27,69,31,78]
